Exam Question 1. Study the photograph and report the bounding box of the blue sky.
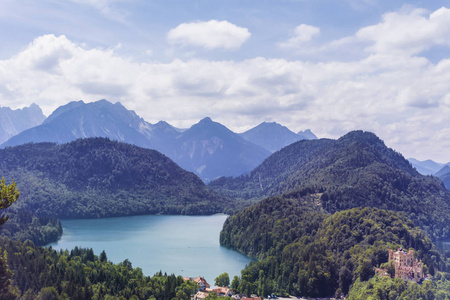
[1,0,450,162]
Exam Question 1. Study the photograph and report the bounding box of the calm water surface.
[48,214,254,286]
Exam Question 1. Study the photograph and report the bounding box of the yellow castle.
[388,248,424,282]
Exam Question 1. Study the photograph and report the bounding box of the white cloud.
[279,24,320,49]
[167,20,251,50]
[356,7,450,55]
[3,4,450,164]
[281,7,450,61]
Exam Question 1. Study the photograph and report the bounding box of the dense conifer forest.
[0,138,234,219]
[0,210,62,246]
[0,237,198,299]
[211,131,450,240]
[222,202,450,298]
[217,132,450,297]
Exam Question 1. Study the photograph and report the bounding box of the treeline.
[0,138,235,220]
[0,209,62,246]
[221,202,450,298]
[211,131,450,240]
[0,237,197,299]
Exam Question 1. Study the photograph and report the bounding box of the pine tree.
[0,178,20,299]
[0,177,20,226]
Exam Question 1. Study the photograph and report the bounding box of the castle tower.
[389,249,394,262]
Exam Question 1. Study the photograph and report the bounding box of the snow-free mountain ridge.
[0,103,46,144]
[2,100,315,181]
[407,158,449,175]
[240,121,317,153]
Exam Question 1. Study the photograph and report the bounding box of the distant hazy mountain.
[2,100,272,181]
[172,117,271,182]
[297,129,317,140]
[240,122,317,153]
[436,165,450,189]
[408,158,445,175]
[2,100,154,148]
[0,103,45,144]
[0,138,233,218]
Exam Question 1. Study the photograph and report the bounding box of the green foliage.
[0,248,16,300]
[100,250,107,263]
[214,272,230,287]
[0,237,197,299]
[0,138,235,221]
[0,178,21,300]
[231,275,240,292]
[0,177,20,226]
[220,192,325,259]
[211,131,450,240]
[347,273,450,300]
[0,209,62,246]
[222,204,449,298]
[205,293,221,299]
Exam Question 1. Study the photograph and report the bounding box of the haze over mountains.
[408,158,450,190]
[1,100,316,181]
[436,165,450,189]
[408,158,450,175]
[0,104,45,144]
[239,121,317,153]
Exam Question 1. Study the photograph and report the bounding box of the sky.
[1,0,450,162]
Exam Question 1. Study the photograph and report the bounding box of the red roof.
[193,276,211,288]
[213,287,230,295]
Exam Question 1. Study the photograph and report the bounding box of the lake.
[48,214,254,286]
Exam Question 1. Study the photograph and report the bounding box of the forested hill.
[211,130,450,240]
[220,198,450,298]
[0,138,233,218]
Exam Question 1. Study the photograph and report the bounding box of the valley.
[0,102,450,299]
[4,2,450,299]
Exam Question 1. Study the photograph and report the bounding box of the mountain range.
[1,100,316,181]
[408,158,450,175]
[408,158,450,190]
[0,103,45,144]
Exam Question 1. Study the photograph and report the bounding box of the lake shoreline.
[47,214,253,286]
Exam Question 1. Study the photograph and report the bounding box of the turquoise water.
[48,214,254,286]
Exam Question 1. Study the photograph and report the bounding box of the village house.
[194,276,211,290]
[183,276,211,291]
[194,291,209,300]
[211,286,233,297]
